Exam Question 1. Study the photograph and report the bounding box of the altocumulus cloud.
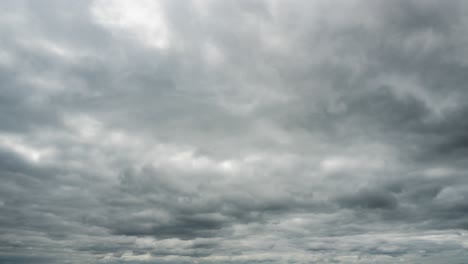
[1,0,468,263]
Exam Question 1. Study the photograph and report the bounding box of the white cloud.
[92,0,170,49]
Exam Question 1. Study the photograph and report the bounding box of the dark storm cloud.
[336,188,398,210]
[1,0,468,263]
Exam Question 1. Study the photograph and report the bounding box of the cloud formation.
[1,0,468,263]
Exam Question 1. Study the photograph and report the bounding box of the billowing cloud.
[1,0,468,263]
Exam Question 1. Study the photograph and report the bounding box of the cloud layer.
[1,0,468,263]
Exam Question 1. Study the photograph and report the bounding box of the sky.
[1,0,468,263]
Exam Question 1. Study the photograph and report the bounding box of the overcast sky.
[1,0,468,263]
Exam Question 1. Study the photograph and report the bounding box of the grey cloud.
[1,0,468,263]
[336,188,398,210]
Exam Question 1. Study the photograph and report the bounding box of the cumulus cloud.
[1,0,468,263]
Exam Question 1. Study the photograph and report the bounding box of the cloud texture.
[1,0,468,263]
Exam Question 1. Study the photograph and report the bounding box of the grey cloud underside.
[1,0,468,263]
